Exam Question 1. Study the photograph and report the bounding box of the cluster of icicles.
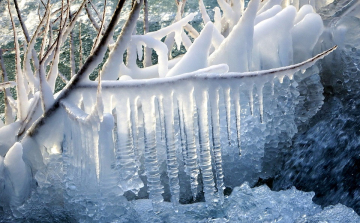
[0,0,337,215]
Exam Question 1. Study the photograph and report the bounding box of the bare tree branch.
[88,0,103,20]
[0,49,14,125]
[40,4,52,59]
[68,1,76,77]
[13,0,30,42]
[91,0,107,54]
[13,0,40,71]
[85,2,101,32]
[79,22,83,67]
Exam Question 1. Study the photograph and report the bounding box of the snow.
[3,142,31,207]
[0,122,21,156]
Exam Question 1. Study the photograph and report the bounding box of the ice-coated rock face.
[273,6,360,215]
[2,179,359,222]
[131,183,360,223]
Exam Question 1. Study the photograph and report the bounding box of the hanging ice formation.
[0,0,339,217]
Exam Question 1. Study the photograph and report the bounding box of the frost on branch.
[0,0,342,220]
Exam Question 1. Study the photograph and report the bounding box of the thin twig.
[0,49,14,125]
[13,0,30,42]
[13,0,40,71]
[79,22,83,67]
[85,2,101,32]
[91,0,107,54]
[68,0,76,77]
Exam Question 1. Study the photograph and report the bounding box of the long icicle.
[162,94,180,208]
[195,89,216,203]
[141,97,164,211]
[209,88,225,203]
[181,89,200,200]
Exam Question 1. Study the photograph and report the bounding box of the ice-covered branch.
[23,1,51,93]
[8,0,29,121]
[0,81,16,90]
[100,0,143,80]
[25,0,128,138]
[13,0,40,71]
[146,13,195,40]
[77,46,337,90]
[143,0,152,67]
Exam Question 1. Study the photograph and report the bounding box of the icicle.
[257,83,264,123]
[278,74,286,83]
[137,43,143,61]
[224,88,232,144]
[180,89,200,200]
[177,100,188,174]
[141,97,164,210]
[83,116,99,191]
[195,89,216,203]
[209,88,225,203]
[155,97,165,142]
[93,121,101,184]
[161,95,180,208]
[233,86,241,154]
[174,30,183,51]
[116,99,143,193]
[249,84,254,115]
[98,113,118,192]
[4,142,31,207]
[129,35,168,78]
[130,98,140,166]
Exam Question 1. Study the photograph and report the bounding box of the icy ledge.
[132,183,360,223]
[2,180,359,222]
